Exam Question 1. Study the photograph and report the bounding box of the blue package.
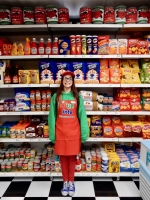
[15,100,31,112]
[39,60,54,84]
[70,62,86,84]
[14,88,30,102]
[58,36,70,55]
[85,62,100,84]
[55,62,70,84]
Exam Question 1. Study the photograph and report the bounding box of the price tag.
[30,139,33,142]
[16,139,20,142]
[96,174,99,176]
[90,55,93,58]
[117,55,121,58]
[7,84,12,88]
[108,84,112,87]
[82,55,85,58]
[93,138,97,141]
[20,112,23,115]
[40,55,44,58]
[27,84,31,87]
[15,173,18,175]
[64,55,67,58]
[46,138,50,141]
[38,138,42,141]
[74,55,77,58]
[130,84,134,87]
[82,173,86,176]
[24,173,28,176]
[101,55,105,58]
[7,112,11,115]
[43,111,48,114]
[104,173,107,176]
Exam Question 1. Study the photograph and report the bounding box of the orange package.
[120,99,130,111]
[109,58,119,69]
[130,98,142,111]
[99,58,108,69]
[119,88,130,99]
[137,40,148,54]
[128,39,138,54]
[103,126,114,138]
[112,116,122,125]
[122,121,132,137]
[142,122,150,139]
[130,88,140,99]
[102,116,112,126]
[109,39,118,54]
[118,39,127,54]
[131,121,142,137]
[100,69,109,83]
[113,125,124,138]
[98,35,109,55]
[110,68,121,84]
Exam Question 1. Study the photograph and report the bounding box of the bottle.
[24,38,31,55]
[75,155,81,172]
[12,64,19,84]
[38,38,45,55]
[4,63,12,84]
[31,38,38,55]
[52,37,58,55]
[45,38,52,55]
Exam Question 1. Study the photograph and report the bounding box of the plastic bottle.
[38,38,45,55]
[75,155,81,172]
[4,63,12,84]
[31,38,38,55]
[24,38,31,55]
[52,37,58,55]
[45,38,52,55]
[12,64,19,84]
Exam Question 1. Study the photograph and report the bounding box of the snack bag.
[143,68,150,83]
[18,70,29,84]
[122,121,132,137]
[91,115,102,125]
[131,73,141,84]
[131,121,142,137]
[121,68,132,84]
[110,68,121,84]
[141,59,150,70]
[119,88,130,99]
[102,116,112,126]
[118,39,127,54]
[112,101,120,111]
[137,40,148,55]
[58,36,70,55]
[98,35,109,55]
[128,59,140,73]
[109,58,119,69]
[28,70,39,84]
[103,126,114,138]
[120,99,130,111]
[142,88,150,98]
[130,98,142,111]
[113,125,124,137]
[90,124,102,137]
[85,62,100,84]
[141,122,150,139]
[130,88,140,99]
[142,97,150,111]
[100,69,109,83]
[128,39,138,54]
[137,115,147,122]
[119,59,130,68]
[109,39,118,54]
[140,70,145,83]
[112,116,121,125]
[99,58,108,69]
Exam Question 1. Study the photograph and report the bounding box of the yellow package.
[120,59,130,68]
[121,68,132,84]
[28,70,39,84]
[17,43,24,56]
[109,157,120,173]
[131,73,141,84]
[19,70,29,84]
[128,59,140,73]
[11,43,18,56]
[104,142,115,152]
[87,118,91,127]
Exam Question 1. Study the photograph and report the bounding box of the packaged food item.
[103,126,114,138]
[115,5,126,24]
[0,71,4,84]
[76,35,82,55]
[39,61,54,84]
[11,7,23,25]
[14,88,30,102]
[99,58,108,69]
[142,88,150,98]
[130,98,142,111]
[137,6,148,24]
[90,124,102,137]
[109,39,118,54]
[119,59,130,68]
[130,88,140,99]
[128,39,138,54]
[70,35,76,55]
[98,35,109,55]
[102,116,112,126]
[131,73,141,84]
[34,6,46,24]
[140,70,145,83]
[137,40,148,54]
[0,6,11,25]
[84,101,99,111]
[15,101,31,111]
[71,62,86,84]
[80,7,92,24]
[131,121,142,137]
[128,59,140,73]
[143,68,150,83]
[109,58,119,69]
[122,121,132,137]
[108,156,120,173]
[121,68,132,84]
[86,35,93,55]
[126,7,137,24]
[92,35,98,54]
[112,116,121,125]
[119,88,130,99]
[85,62,100,84]
[112,101,120,111]
[23,7,34,24]
[120,99,130,111]
[118,39,127,54]
[142,97,150,111]
[92,6,104,24]
[110,68,121,84]
[58,36,70,55]
[104,7,115,24]
[28,70,39,84]
[46,5,58,24]
[100,69,109,84]
[58,8,69,24]
[79,91,98,101]
[55,62,70,84]
[142,122,150,139]
[81,35,86,55]
[18,70,29,84]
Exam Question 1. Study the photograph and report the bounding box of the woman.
[48,71,89,196]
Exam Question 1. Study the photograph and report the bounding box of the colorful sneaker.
[68,181,75,196]
[61,181,69,196]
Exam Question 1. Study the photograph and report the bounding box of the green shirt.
[48,91,89,143]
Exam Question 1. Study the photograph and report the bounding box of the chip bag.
[128,59,140,73]
[103,125,114,138]
[122,121,132,137]
[119,88,130,99]
[131,73,141,84]
[120,99,130,111]
[109,58,119,69]
[113,125,124,137]
[102,116,112,126]
[110,68,121,84]
[130,98,142,111]
[100,69,109,83]
[121,68,132,84]
[99,58,108,69]
[130,88,140,99]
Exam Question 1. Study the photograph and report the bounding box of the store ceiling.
[0,0,150,18]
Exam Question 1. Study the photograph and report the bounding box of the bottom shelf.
[0,172,139,177]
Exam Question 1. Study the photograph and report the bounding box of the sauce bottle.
[52,37,58,55]
[45,38,52,55]
[31,38,38,55]
[24,38,31,55]
[75,155,81,172]
[38,38,45,55]
[4,63,12,84]
[12,64,19,84]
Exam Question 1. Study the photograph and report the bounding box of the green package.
[144,68,150,83]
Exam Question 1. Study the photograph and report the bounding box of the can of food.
[115,5,126,24]
[35,6,46,24]
[137,6,148,24]
[144,35,150,54]
[148,8,150,23]
[0,6,11,25]
[81,35,87,55]
[11,7,23,25]
[86,35,93,55]
[92,6,104,24]
[92,35,98,54]
[46,5,58,24]
[76,35,82,55]
[23,7,34,24]
[104,6,115,24]
[58,7,69,24]
[126,7,137,24]
[70,35,76,55]
[80,7,92,24]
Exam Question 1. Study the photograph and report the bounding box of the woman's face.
[63,75,73,88]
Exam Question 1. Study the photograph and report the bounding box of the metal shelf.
[0,55,48,59]
[0,84,49,88]
[49,84,120,88]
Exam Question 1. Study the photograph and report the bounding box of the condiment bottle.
[52,37,58,55]
[24,38,31,55]
[31,38,38,55]
[12,64,19,84]
[75,155,81,172]
[4,63,12,84]
[38,38,45,55]
[45,38,52,55]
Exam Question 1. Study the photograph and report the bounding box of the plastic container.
[38,38,45,55]
[45,38,52,55]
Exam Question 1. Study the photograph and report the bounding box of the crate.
[139,160,150,200]
[140,140,150,170]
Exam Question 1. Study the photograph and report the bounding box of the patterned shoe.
[61,181,69,196]
[68,181,75,196]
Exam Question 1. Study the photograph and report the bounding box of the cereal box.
[98,35,109,55]
[18,70,29,84]
[109,58,119,69]
[99,58,108,69]
[118,39,127,54]
[110,68,121,84]
[85,62,100,84]
[70,62,86,84]
[39,61,54,84]
[28,70,39,84]
[128,39,138,54]
[109,39,118,54]
[137,40,148,54]
[55,62,70,84]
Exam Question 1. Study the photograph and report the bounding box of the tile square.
[1,198,24,200]
[132,177,139,181]
[12,177,33,182]
[74,177,92,181]
[72,198,95,200]
[0,178,13,182]
[134,181,139,190]
[0,182,11,197]
[114,181,140,197]
[112,177,133,181]
[93,181,118,197]
[48,198,71,200]
[26,181,51,197]
[120,198,143,200]
[3,182,31,197]
[73,181,95,197]
[32,177,50,181]
[49,181,65,197]
[96,198,120,200]
[92,177,113,181]
[52,177,63,181]
[24,198,48,200]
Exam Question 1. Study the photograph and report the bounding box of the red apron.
[55,98,81,155]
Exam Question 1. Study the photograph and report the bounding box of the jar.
[30,149,36,158]
[42,152,47,160]
[46,101,50,111]
[115,5,126,24]
[0,6,11,25]
[28,161,33,171]
[80,7,92,24]
[137,6,148,24]
[96,163,101,171]
[81,161,86,171]
[36,90,41,100]
[25,151,31,159]
[104,7,115,24]
[92,6,104,24]
[46,5,58,24]
[42,100,47,111]
[23,7,34,24]
[20,128,26,138]
[20,150,25,159]
[46,90,51,101]
[34,165,40,172]
[30,90,35,100]
[12,161,17,171]
[34,159,40,166]
[5,151,10,159]
[6,162,12,172]
[126,7,137,24]
[10,151,14,159]
[31,100,36,111]
[11,7,23,25]
[96,153,102,163]
[22,161,28,171]
[14,150,20,159]
[17,161,22,171]
[58,8,69,24]
[1,161,6,172]
[42,91,47,100]
[91,163,96,172]
[36,100,42,111]
[91,153,96,163]
[34,6,46,24]
[86,163,91,172]
[40,162,46,171]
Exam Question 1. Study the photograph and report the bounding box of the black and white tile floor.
[0,176,143,200]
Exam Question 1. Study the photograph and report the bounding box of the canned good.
[86,35,93,55]
[104,7,115,24]
[126,7,137,24]
[58,8,69,24]
[115,5,126,24]
[81,35,87,55]
[92,35,98,54]
[0,6,11,25]
[35,6,46,24]
[137,6,148,24]
[70,35,76,55]
[46,5,58,24]
[76,35,82,55]
[23,7,34,24]
[11,7,23,25]
[92,6,104,24]
[148,8,150,23]
[80,7,92,24]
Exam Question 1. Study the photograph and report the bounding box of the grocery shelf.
[118,137,143,142]
[122,55,150,59]
[0,172,51,176]
[123,24,150,28]
[0,138,50,142]
[0,84,49,88]
[87,138,118,142]
[49,84,120,88]
[0,111,49,116]
[121,84,150,88]
[48,55,121,58]
[0,55,48,59]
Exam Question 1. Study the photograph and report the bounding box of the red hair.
[56,77,79,102]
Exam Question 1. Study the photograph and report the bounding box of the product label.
[38,47,44,54]
[45,47,51,55]
[31,47,37,55]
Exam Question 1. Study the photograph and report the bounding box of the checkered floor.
[0,176,143,200]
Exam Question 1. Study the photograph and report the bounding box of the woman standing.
[48,71,89,196]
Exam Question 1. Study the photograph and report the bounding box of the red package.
[130,98,142,111]
[128,39,138,54]
[123,122,132,137]
[102,116,112,126]
[103,125,114,138]
[112,116,122,125]
[130,88,140,99]
[120,99,130,111]
[132,122,142,137]
[137,40,148,55]
[113,125,124,138]
[119,88,130,99]
[142,122,150,139]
